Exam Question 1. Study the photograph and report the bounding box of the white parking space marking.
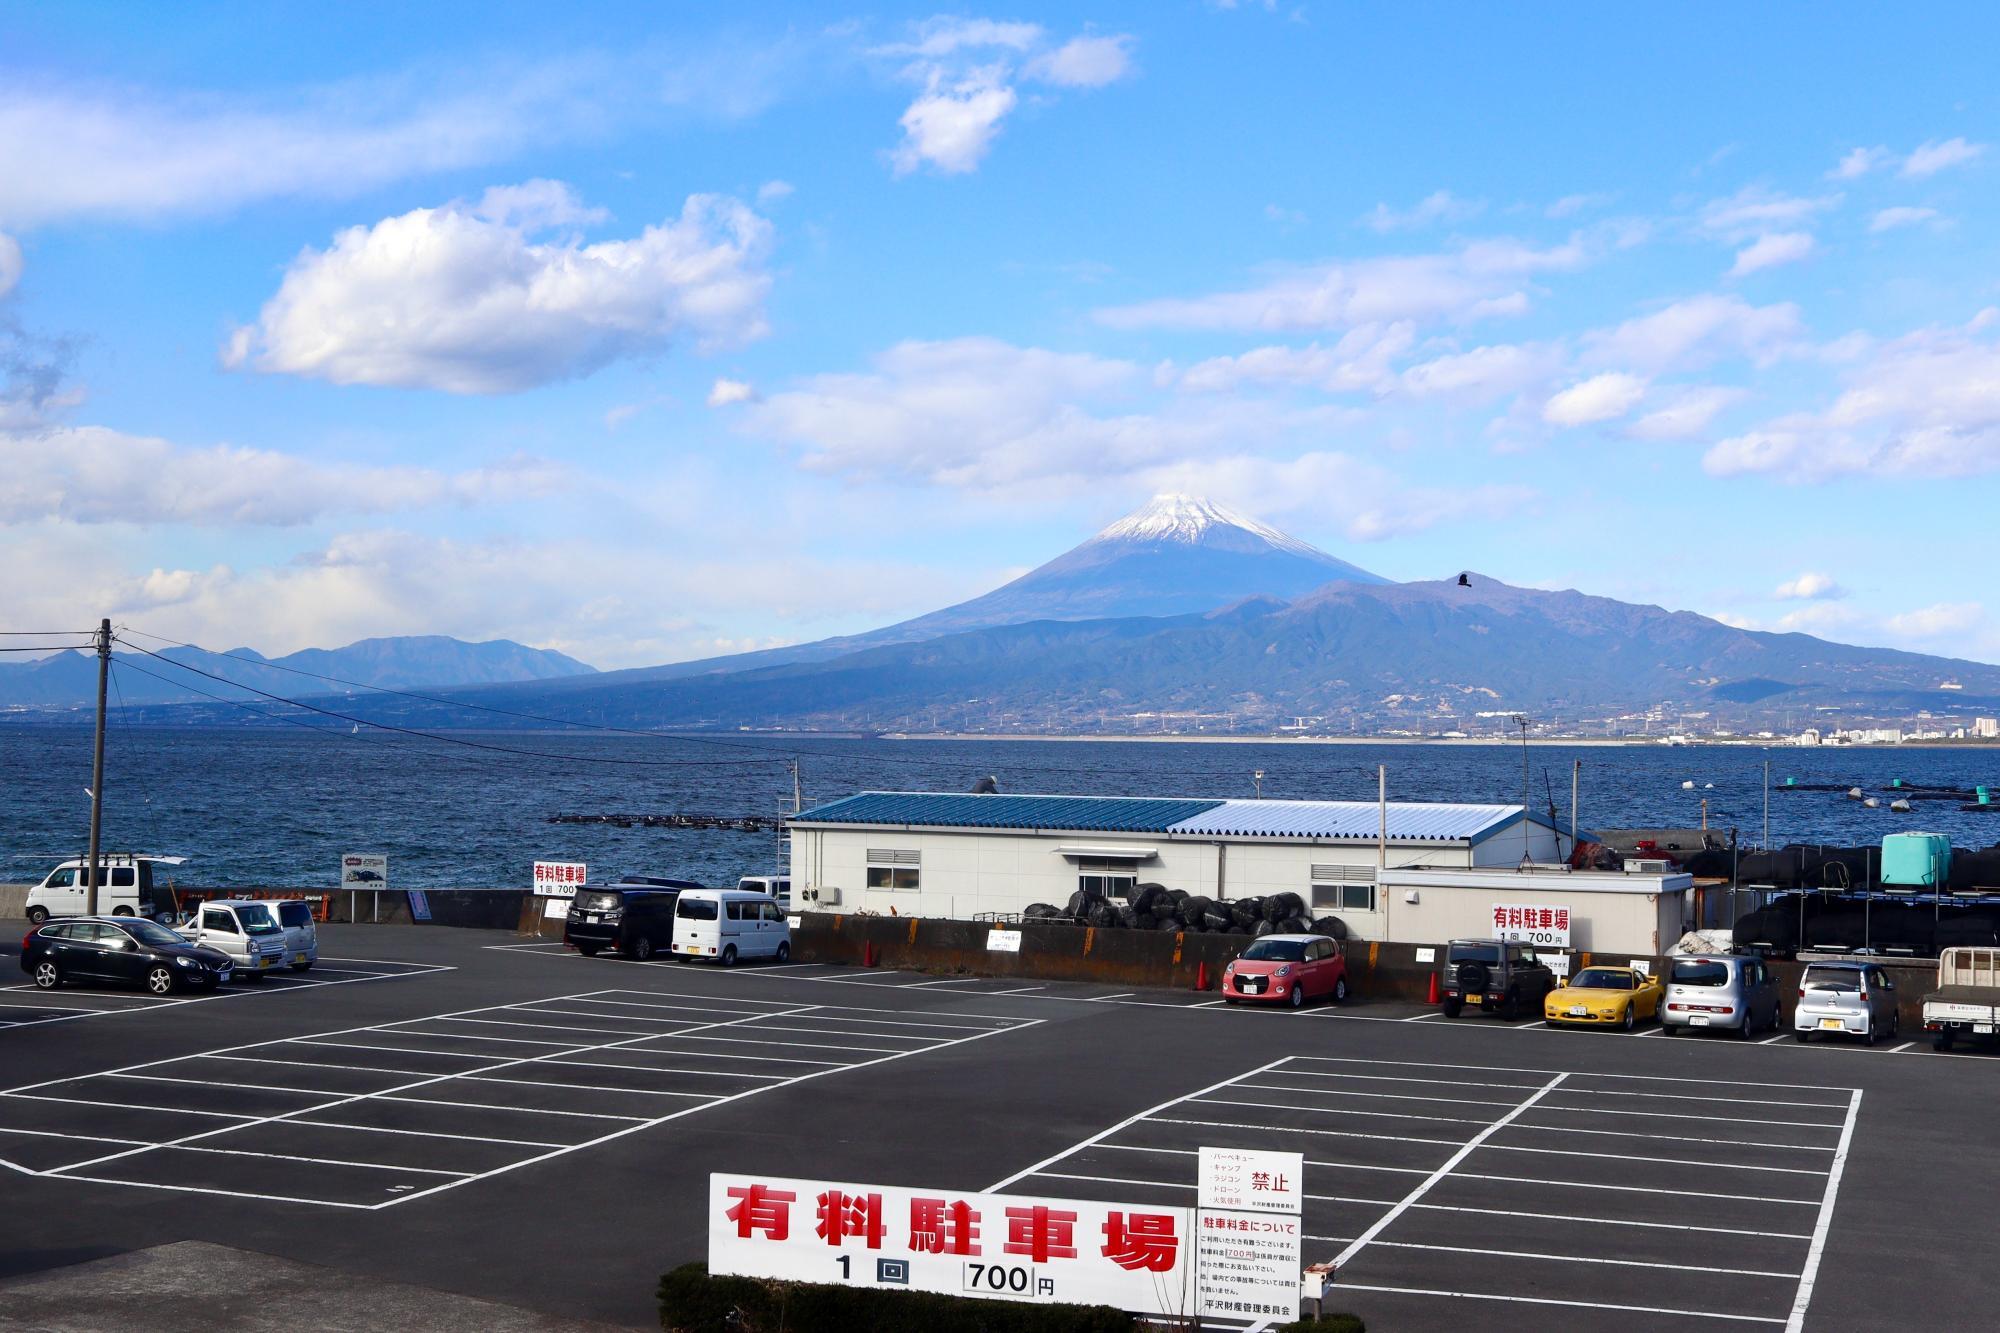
[0,957,452,1032]
[0,987,1038,1208]
[994,1053,1864,1329]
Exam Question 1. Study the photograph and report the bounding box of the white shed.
[1379,865,1694,956]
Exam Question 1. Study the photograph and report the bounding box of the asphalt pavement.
[0,923,1994,1331]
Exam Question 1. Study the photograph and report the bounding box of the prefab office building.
[787,792,1577,940]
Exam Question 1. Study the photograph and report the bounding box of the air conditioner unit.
[806,885,840,906]
[1623,859,1673,874]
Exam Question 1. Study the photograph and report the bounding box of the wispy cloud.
[1361,190,1484,233]
[1902,136,1986,178]
[1729,231,1815,277]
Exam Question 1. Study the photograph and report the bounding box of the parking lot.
[0,923,1995,1331]
[0,956,452,1033]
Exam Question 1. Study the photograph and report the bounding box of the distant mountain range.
[12,495,1996,732]
[0,636,596,709]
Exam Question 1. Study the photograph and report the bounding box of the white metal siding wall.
[1386,885,1684,955]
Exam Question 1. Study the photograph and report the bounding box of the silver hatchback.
[1794,961,1901,1045]
[1661,953,1781,1037]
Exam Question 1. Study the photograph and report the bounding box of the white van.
[25,855,183,924]
[736,875,791,911]
[672,889,791,966]
[173,900,290,979]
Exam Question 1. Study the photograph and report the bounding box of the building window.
[1077,858,1139,899]
[866,849,920,891]
[1310,864,1377,914]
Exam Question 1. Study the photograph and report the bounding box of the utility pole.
[1516,714,1531,861]
[1376,765,1387,870]
[85,618,110,917]
[1571,759,1580,862]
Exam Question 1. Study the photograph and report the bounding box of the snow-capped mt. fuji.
[1092,493,1330,559]
[874,493,1387,636]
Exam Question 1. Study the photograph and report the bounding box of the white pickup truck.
[1921,947,2000,1051]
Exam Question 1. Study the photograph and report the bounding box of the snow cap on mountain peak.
[1094,493,1323,557]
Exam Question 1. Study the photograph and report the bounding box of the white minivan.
[173,900,290,979]
[736,875,791,911]
[672,889,791,966]
[25,855,183,924]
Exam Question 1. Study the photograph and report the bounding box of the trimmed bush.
[658,1262,1136,1332]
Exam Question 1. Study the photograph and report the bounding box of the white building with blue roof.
[788,791,1611,941]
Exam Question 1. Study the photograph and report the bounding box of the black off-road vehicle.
[1439,938,1556,1019]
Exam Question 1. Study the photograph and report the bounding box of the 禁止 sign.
[340,854,388,890]
[1197,1146,1302,1215]
[533,861,587,898]
[1491,903,1572,948]
[709,1174,1191,1316]
[1195,1147,1302,1321]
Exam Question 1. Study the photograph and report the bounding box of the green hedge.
[658,1263,1136,1333]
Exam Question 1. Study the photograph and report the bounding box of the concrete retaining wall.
[792,913,1943,1029]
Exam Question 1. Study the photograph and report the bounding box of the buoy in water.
[1703,783,1714,789]
[1890,798,1913,813]
[1863,797,1881,808]
[1847,787,1864,799]
[1681,780,1696,790]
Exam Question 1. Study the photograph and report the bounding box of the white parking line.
[1368,1238,1800,1279]
[1330,1282,1785,1325]
[1786,1088,1864,1333]
[0,959,455,1033]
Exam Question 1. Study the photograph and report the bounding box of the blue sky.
[4,1,1998,669]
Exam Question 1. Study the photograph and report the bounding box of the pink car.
[1222,934,1349,1008]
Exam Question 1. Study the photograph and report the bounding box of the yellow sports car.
[1544,966,1663,1031]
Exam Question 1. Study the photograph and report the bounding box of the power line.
[0,643,98,653]
[115,641,788,770]
[0,629,96,635]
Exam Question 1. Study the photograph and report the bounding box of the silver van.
[1661,953,1782,1037]
[1794,961,1900,1044]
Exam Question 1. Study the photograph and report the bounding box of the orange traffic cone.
[1426,970,1440,1005]
[1195,960,1209,992]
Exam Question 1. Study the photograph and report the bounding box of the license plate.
[258,956,273,968]
[1977,1023,1994,1035]
[1243,979,1265,993]
[1691,1015,1710,1026]
[1567,1005,1587,1017]
[1465,994,1481,1005]
[1819,1018,1843,1030]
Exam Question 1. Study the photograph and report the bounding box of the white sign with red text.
[708,1174,1191,1315]
[1490,902,1572,948]
[1197,1146,1302,1215]
[532,861,587,899]
[1195,1146,1303,1321]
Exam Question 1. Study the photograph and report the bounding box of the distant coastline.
[882,732,1996,749]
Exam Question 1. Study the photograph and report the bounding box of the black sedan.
[20,916,235,995]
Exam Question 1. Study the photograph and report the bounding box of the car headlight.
[1275,965,1293,977]
[173,956,194,967]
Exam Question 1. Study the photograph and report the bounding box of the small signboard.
[709,1174,1191,1316]
[1195,1146,1302,1322]
[533,861,587,898]
[340,853,388,891]
[1544,951,1572,979]
[407,889,432,922]
[987,929,1023,953]
[1491,903,1572,948]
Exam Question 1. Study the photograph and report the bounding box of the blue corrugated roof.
[791,792,1225,833]
[791,791,1555,843]
[1168,799,1529,842]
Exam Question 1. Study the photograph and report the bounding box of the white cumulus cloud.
[1830,146,1891,180]
[1625,386,1746,440]
[1699,187,1838,241]
[1902,137,1986,178]
[226,185,772,393]
[890,69,1019,175]
[1542,372,1647,427]
[1585,294,1801,373]
[1026,34,1135,88]
[1870,206,1939,232]
[1729,232,1816,277]
[1774,572,1847,601]
[707,377,757,407]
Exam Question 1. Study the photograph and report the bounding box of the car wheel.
[1333,976,1349,1004]
[1935,1030,1955,1052]
[112,905,135,916]
[31,960,61,990]
[1891,1011,1901,1039]
[1662,1023,1678,1037]
[1620,1007,1636,1033]
[1738,1012,1757,1039]
[144,965,176,996]
[720,945,738,968]
[1287,984,1305,1010]
[576,945,600,957]
[290,960,312,972]
[243,971,267,983]
[1795,1030,1810,1043]
[25,906,48,925]
[1498,988,1521,1021]
[774,942,791,964]
[1442,999,1462,1018]
[629,934,656,962]
[1862,1023,1876,1047]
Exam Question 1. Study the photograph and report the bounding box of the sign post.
[1195,1146,1304,1324]
[340,854,388,924]
[533,861,586,938]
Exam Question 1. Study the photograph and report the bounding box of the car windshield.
[1670,960,1731,987]
[1572,968,1633,990]
[676,898,719,921]
[1803,966,1862,992]
[120,920,183,947]
[1449,944,1503,964]
[1241,939,1307,962]
[236,904,282,934]
[575,891,623,912]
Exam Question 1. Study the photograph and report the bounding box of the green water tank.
[1881,832,1951,888]
[1979,786,1991,806]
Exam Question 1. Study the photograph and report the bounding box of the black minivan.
[565,879,702,960]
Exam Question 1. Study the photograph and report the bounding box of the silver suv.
[1794,961,1900,1045]
[1661,953,1781,1038]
